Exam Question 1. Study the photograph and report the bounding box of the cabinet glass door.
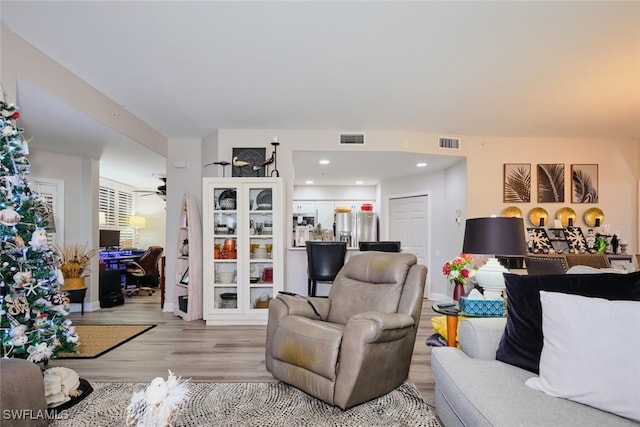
[211,184,239,311]
[248,185,274,310]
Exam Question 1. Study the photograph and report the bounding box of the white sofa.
[431,318,638,427]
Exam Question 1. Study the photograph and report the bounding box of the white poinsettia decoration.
[27,342,54,363]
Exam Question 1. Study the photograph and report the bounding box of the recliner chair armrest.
[271,294,330,320]
[346,312,414,343]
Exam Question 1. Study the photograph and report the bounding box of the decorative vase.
[61,277,86,291]
[452,279,465,302]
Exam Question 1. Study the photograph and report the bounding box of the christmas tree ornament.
[29,228,48,249]
[26,342,53,363]
[0,206,20,225]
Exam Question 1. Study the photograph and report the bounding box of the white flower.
[2,126,14,136]
[27,342,54,363]
[13,271,32,285]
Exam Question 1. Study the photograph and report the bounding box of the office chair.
[124,246,164,296]
[305,241,347,297]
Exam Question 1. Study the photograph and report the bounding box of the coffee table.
[432,301,506,347]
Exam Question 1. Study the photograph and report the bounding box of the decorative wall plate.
[502,206,523,218]
[555,207,577,227]
[583,207,604,228]
[528,207,549,227]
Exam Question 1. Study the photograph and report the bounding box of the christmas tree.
[0,90,78,362]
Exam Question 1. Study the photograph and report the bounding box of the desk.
[100,253,142,271]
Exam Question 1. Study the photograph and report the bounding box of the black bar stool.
[305,241,347,297]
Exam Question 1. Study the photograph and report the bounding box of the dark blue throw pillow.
[496,271,640,374]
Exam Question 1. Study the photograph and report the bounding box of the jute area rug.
[58,325,156,359]
[49,382,440,426]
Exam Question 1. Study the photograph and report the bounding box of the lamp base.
[475,257,509,294]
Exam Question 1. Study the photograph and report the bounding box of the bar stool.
[305,241,347,297]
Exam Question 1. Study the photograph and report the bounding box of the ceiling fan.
[133,177,166,201]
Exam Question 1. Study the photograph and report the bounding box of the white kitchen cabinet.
[203,178,283,325]
[292,201,316,214]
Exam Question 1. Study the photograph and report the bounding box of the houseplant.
[57,243,100,290]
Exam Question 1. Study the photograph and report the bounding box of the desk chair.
[305,241,347,297]
[124,246,164,296]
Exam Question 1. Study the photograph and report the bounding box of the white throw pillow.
[526,291,640,422]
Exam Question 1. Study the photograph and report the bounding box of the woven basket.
[255,298,272,309]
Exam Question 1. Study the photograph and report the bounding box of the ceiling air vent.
[439,137,460,150]
[340,133,365,145]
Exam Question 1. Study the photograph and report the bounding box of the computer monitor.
[99,229,120,249]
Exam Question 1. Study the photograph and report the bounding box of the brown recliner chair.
[266,251,427,409]
[124,246,163,296]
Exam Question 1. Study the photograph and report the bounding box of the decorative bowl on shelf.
[217,271,236,284]
[250,277,260,283]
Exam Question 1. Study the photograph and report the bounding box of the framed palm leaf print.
[537,163,565,203]
[571,164,598,203]
[503,163,531,203]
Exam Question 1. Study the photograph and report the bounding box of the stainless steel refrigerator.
[334,211,378,248]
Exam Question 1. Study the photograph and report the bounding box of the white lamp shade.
[128,215,146,228]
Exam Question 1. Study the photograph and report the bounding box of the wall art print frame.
[232,147,266,177]
[503,163,531,203]
[537,163,565,203]
[571,164,598,203]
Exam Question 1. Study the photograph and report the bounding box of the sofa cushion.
[432,347,638,427]
[496,271,640,374]
[526,291,640,422]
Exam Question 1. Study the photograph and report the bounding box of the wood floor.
[52,293,438,406]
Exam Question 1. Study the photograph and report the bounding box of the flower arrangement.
[442,254,475,286]
[56,243,100,279]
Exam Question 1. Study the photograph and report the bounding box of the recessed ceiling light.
[305,180,314,185]
[416,162,427,167]
[319,159,330,165]
[355,180,364,185]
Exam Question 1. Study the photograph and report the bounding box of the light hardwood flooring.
[51,293,438,406]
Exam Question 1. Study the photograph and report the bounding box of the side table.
[66,287,87,315]
[432,301,506,347]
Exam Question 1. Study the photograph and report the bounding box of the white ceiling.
[1,1,639,187]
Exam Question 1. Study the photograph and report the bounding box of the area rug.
[48,382,440,426]
[57,324,156,359]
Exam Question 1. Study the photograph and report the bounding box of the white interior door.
[388,194,429,297]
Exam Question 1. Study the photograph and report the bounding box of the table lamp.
[462,217,527,294]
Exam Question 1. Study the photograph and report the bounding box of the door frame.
[384,191,431,298]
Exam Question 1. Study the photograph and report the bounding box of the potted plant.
[56,243,100,290]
